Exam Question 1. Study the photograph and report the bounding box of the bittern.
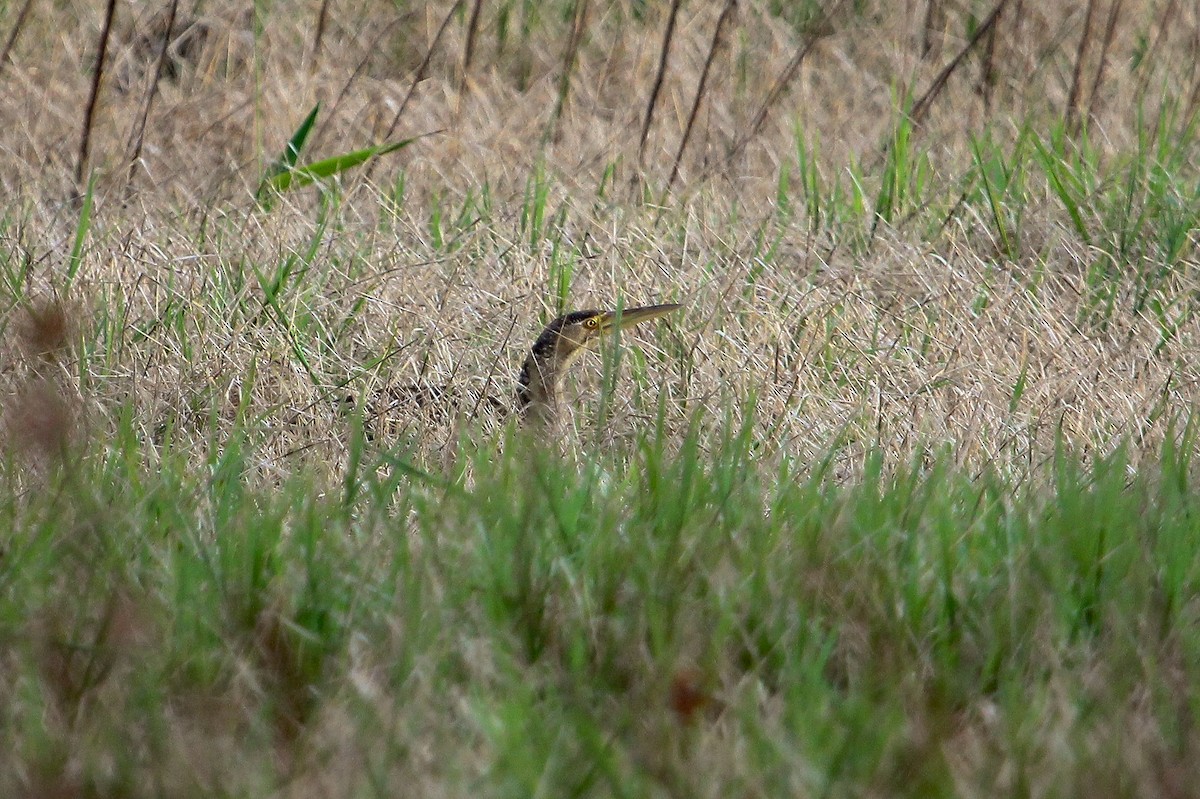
[516,303,682,425]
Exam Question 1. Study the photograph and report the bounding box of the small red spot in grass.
[669,667,708,725]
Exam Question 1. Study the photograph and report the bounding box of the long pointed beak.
[599,303,683,333]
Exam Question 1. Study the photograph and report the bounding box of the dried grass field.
[1,0,1200,795]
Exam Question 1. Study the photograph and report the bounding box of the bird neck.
[516,350,558,418]
[516,316,599,424]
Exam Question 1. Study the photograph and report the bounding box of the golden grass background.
[1,0,1198,476]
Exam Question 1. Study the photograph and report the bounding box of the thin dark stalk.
[978,21,998,112]
[1010,0,1026,81]
[547,0,589,142]
[726,0,843,165]
[1066,0,1098,136]
[1084,0,1123,127]
[358,0,459,188]
[311,0,332,69]
[324,14,408,136]
[909,0,1009,127]
[125,0,180,197]
[76,0,119,192]
[469,313,518,421]
[921,0,941,59]
[1133,0,1177,103]
[639,0,683,167]
[667,0,735,190]
[382,0,462,142]
[0,0,35,79]
[1186,26,1200,126]
[460,0,484,93]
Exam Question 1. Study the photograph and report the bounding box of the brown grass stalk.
[460,0,485,94]
[921,0,943,60]
[1133,0,1178,103]
[1187,25,1200,126]
[75,0,119,193]
[638,0,683,168]
[1085,0,1124,127]
[1066,0,1099,135]
[0,0,35,78]
[668,0,737,191]
[978,21,998,111]
[725,0,845,166]
[1010,0,1026,77]
[124,0,180,197]
[547,0,590,143]
[310,0,332,69]
[381,0,462,143]
[323,14,409,136]
[909,0,1011,126]
[354,0,459,189]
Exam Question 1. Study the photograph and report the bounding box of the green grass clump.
[255,103,423,211]
[3,408,1200,796]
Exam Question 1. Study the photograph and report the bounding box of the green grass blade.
[255,103,321,207]
[280,103,320,173]
[263,137,420,197]
[1033,133,1092,246]
[66,172,95,289]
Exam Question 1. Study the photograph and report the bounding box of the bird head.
[549,303,682,354]
[517,302,682,420]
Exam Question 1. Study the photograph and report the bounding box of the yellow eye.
[585,318,599,329]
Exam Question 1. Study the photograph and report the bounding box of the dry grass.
[0,9,1199,789]
[0,0,1196,479]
